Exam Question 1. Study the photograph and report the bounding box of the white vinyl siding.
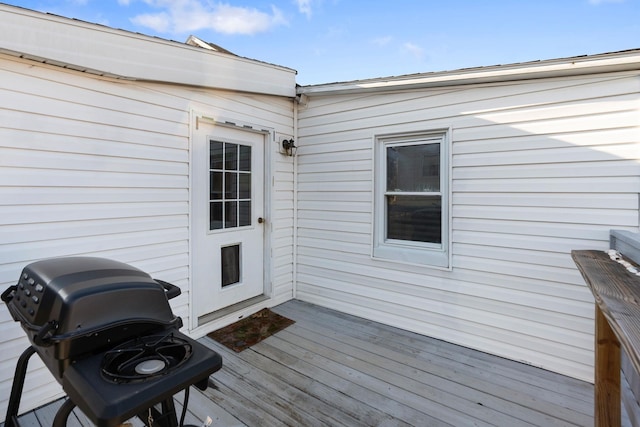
[0,53,295,418]
[296,71,640,382]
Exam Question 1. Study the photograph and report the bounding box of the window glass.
[225,172,237,199]
[386,195,442,243]
[210,172,222,200]
[239,145,251,171]
[387,144,440,192]
[210,141,223,170]
[225,144,238,170]
[209,140,252,231]
[386,142,442,245]
[210,202,223,230]
[224,201,237,228]
[239,201,251,227]
[239,174,251,199]
[374,131,449,268]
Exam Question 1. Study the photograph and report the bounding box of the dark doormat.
[207,308,295,352]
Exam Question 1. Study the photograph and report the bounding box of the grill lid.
[2,257,181,347]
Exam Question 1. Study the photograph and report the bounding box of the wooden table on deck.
[572,249,640,427]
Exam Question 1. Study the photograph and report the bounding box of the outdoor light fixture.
[282,138,296,156]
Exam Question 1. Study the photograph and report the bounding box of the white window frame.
[372,129,451,269]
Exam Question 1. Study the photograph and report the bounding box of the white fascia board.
[0,4,297,97]
[299,50,640,96]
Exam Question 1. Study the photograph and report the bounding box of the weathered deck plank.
[274,301,593,425]
[5,299,630,426]
[246,337,425,425]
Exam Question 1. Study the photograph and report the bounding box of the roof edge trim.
[0,4,297,97]
[298,49,640,96]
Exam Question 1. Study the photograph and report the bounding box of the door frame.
[188,110,274,333]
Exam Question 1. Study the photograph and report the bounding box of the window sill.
[372,244,450,269]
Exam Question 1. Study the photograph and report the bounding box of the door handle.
[257,217,264,224]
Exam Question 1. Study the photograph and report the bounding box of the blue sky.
[4,0,639,85]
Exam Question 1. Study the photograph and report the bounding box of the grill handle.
[1,284,17,303]
[33,320,58,346]
[155,279,181,300]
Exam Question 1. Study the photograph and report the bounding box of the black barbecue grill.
[2,257,222,427]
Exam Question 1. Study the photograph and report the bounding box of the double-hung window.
[373,130,450,268]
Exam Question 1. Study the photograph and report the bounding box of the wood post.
[594,304,621,427]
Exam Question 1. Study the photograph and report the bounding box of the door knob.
[257,217,264,224]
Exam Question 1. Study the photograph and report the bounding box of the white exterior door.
[192,120,266,319]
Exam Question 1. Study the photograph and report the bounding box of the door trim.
[188,110,274,332]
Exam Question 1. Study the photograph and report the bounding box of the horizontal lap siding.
[0,54,294,419]
[296,72,640,381]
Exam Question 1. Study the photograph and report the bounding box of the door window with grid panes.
[209,140,252,230]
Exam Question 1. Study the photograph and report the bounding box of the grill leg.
[159,398,179,427]
[4,346,36,427]
[52,399,76,427]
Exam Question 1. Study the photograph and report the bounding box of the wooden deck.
[5,300,630,426]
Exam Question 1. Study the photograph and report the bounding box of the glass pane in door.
[209,140,252,231]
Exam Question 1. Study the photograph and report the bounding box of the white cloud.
[403,42,425,60]
[211,4,286,35]
[588,0,625,4]
[131,11,170,32]
[117,0,131,5]
[294,0,313,18]
[372,36,393,47]
[130,0,288,35]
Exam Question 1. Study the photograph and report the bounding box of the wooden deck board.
[246,338,425,426]
[219,344,384,426]
[173,385,244,427]
[278,300,593,403]
[5,299,627,426]
[273,301,593,425]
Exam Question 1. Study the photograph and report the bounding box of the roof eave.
[298,49,640,96]
[0,4,297,98]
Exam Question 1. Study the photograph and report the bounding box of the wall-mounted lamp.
[281,138,296,156]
